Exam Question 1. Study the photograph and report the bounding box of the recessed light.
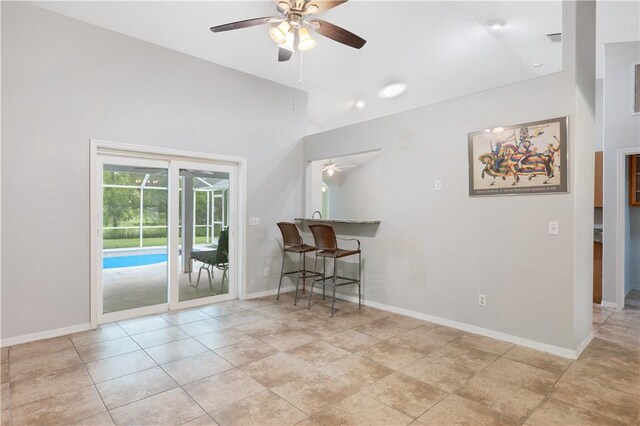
[355,100,365,108]
[487,20,505,30]
[533,62,544,68]
[378,83,406,99]
[484,129,491,133]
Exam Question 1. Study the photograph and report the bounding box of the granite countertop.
[294,218,381,224]
[594,228,603,243]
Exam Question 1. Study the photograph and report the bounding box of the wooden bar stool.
[276,222,318,305]
[308,224,361,316]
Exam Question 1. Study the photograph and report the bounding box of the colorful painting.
[468,117,568,196]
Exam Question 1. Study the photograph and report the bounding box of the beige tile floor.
[625,289,640,311]
[1,293,638,426]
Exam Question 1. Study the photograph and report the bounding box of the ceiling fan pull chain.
[299,51,304,84]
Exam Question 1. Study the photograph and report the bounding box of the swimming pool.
[103,253,167,269]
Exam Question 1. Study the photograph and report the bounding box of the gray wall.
[325,156,381,220]
[595,79,604,151]
[1,2,307,339]
[303,1,594,351]
[602,41,640,306]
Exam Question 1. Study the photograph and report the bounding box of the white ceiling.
[33,1,564,133]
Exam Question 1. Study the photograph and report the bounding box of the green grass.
[103,236,210,249]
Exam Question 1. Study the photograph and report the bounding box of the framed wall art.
[468,116,568,196]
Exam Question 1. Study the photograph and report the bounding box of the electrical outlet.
[249,217,261,226]
[478,294,487,307]
[264,267,270,276]
[434,180,442,191]
[548,221,559,235]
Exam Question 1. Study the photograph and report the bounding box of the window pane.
[103,170,145,186]
[142,227,167,247]
[213,196,222,222]
[143,189,168,226]
[213,223,222,242]
[103,187,140,227]
[102,228,139,249]
[144,173,168,188]
[195,192,208,225]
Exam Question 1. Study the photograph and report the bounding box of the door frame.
[90,139,247,328]
[615,147,640,309]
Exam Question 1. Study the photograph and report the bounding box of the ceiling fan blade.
[310,19,366,49]
[305,1,348,14]
[210,17,273,33]
[278,46,293,62]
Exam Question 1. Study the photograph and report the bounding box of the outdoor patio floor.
[103,261,228,313]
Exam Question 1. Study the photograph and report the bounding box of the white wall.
[1,3,307,340]
[601,41,640,307]
[595,79,604,151]
[303,2,594,353]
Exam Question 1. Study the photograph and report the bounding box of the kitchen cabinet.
[630,154,640,207]
[593,241,603,304]
[594,151,603,208]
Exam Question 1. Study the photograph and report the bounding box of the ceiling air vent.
[546,33,562,43]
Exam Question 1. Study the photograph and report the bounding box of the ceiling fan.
[323,159,356,176]
[210,0,366,62]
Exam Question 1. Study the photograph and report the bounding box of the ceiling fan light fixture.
[304,3,319,14]
[327,167,335,177]
[269,20,291,44]
[297,27,317,51]
[277,1,290,12]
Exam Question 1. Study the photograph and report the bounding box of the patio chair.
[189,229,229,292]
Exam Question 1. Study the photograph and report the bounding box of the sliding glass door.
[174,164,233,304]
[97,156,235,322]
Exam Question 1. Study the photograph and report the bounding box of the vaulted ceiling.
[33,1,567,133]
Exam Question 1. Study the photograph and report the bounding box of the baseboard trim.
[1,289,592,359]
[245,285,296,300]
[600,301,620,309]
[318,291,582,359]
[1,323,91,348]
[575,331,595,358]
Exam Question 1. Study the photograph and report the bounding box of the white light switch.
[434,180,442,191]
[548,221,559,235]
[249,217,261,226]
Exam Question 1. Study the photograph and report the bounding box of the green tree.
[103,187,139,227]
[103,171,142,227]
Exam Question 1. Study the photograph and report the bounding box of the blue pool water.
[103,253,167,269]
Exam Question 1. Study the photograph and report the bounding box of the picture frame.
[468,116,568,197]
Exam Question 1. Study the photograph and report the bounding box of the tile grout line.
[72,332,133,425]
[72,328,179,423]
[5,298,637,425]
